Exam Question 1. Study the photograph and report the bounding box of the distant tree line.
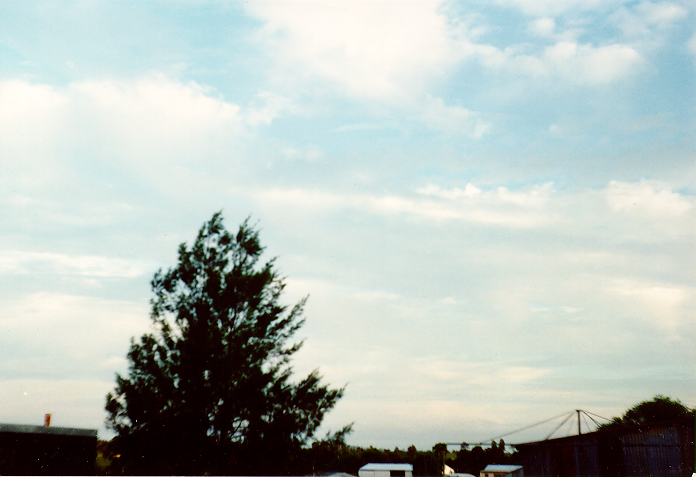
[298,436,519,476]
[96,434,519,476]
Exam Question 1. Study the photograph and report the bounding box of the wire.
[581,412,594,433]
[582,411,602,429]
[483,410,576,443]
[449,408,614,446]
[580,412,589,433]
[544,411,574,440]
[583,410,612,422]
[567,414,577,436]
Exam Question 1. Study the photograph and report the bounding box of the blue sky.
[0,0,695,448]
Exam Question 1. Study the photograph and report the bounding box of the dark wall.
[516,421,694,477]
[0,431,96,475]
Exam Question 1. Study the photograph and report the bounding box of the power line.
[580,411,592,433]
[565,413,576,436]
[544,411,574,440]
[583,411,599,425]
[449,408,614,446]
[583,410,612,422]
[482,411,576,443]
[582,410,602,429]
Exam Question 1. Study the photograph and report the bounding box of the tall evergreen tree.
[106,213,345,475]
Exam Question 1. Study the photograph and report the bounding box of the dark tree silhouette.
[599,395,695,432]
[105,213,345,475]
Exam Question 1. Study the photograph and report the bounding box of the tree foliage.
[599,395,695,432]
[447,441,517,476]
[105,213,345,475]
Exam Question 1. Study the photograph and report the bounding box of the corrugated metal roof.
[0,423,97,437]
[359,463,413,472]
[482,464,523,473]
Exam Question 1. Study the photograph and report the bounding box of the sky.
[0,0,695,449]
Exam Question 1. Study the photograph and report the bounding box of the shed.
[0,423,97,475]
[480,464,524,477]
[514,420,694,476]
[358,463,414,477]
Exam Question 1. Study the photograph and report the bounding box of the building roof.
[0,423,97,438]
[359,463,413,472]
[482,464,523,473]
[512,429,601,448]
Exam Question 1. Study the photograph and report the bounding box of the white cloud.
[606,180,693,217]
[498,366,552,383]
[351,290,403,303]
[496,183,554,207]
[496,0,611,17]
[249,0,644,91]
[0,250,150,278]
[539,41,643,85]
[70,76,244,165]
[0,80,71,187]
[281,145,323,163]
[417,182,553,207]
[245,91,296,126]
[0,75,295,204]
[421,96,490,138]
[612,2,689,39]
[0,292,149,355]
[548,123,563,135]
[246,0,461,102]
[415,359,551,385]
[529,17,556,38]
[254,183,556,228]
[636,2,688,26]
[606,278,694,331]
[458,38,643,85]
[0,76,241,182]
[245,0,496,137]
[0,80,68,138]
[245,0,644,142]
[2,194,137,228]
[0,76,289,172]
[74,76,240,128]
[416,183,482,200]
[689,32,696,57]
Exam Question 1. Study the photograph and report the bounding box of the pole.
[577,410,581,435]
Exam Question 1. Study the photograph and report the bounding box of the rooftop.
[359,463,413,472]
[0,423,97,438]
[482,464,523,473]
